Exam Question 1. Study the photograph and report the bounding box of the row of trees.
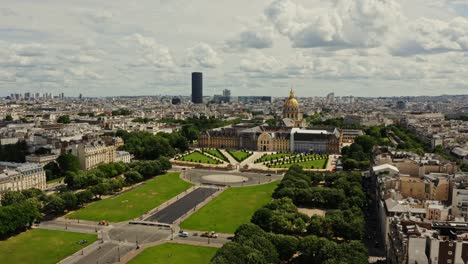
[116,130,188,160]
[389,125,430,153]
[341,133,381,170]
[213,223,367,264]
[111,109,132,116]
[0,140,29,162]
[273,166,365,210]
[64,158,170,190]
[213,166,368,263]
[0,158,171,238]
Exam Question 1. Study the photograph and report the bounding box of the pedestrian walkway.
[219,149,239,168]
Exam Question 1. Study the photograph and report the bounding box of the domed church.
[282,88,305,127]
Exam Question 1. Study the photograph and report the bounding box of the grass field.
[67,172,192,222]
[270,159,327,169]
[180,181,279,233]
[227,150,252,162]
[128,243,217,264]
[46,177,64,184]
[178,152,221,164]
[256,153,291,163]
[203,149,227,162]
[0,229,96,264]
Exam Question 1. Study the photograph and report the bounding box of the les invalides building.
[198,89,341,154]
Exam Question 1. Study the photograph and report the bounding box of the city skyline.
[1,0,468,97]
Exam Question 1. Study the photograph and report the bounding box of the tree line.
[0,158,171,238]
[212,165,368,264]
[116,130,188,160]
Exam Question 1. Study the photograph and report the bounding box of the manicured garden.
[202,148,228,162]
[265,153,328,169]
[128,243,217,264]
[67,172,192,222]
[177,151,222,164]
[227,150,253,162]
[180,181,279,233]
[270,159,327,169]
[255,153,292,163]
[0,229,96,264]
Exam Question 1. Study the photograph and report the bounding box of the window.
[448,251,453,255]
[447,260,452,264]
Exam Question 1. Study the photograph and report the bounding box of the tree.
[0,140,29,162]
[268,234,299,261]
[45,196,66,214]
[21,188,45,200]
[90,182,110,199]
[57,153,80,173]
[181,125,199,143]
[1,191,26,206]
[4,114,13,121]
[57,115,71,124]
[60,192,78,210]
[0,200,41,237]
[35,147,51,155]
[76,190,94,205]
[44,162,61,181]
[124,171,143,185]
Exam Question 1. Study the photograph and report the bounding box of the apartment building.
[70,141,116,170]
[0,162,46,195]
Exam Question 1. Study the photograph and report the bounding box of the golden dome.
[284,88,299,109]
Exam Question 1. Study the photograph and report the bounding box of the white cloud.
[127,34,175,68]
[225,27,275,51]
[184,43,222,68]
[240,52,283,73]
[392,16,468,55]
[0,0,466,96]
[265,0,403,48]
[67,67,102,80]
[65,54,100,64]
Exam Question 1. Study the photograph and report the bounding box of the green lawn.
[256,153,291,163]
[227,150,252,162]
[180,181,279,233]
[128,243,217,264]
[67,172,192,222]
[0,229,96,264]
[270,159,328,169]
[47,177,64,184]
[178,152,221,164]
[203,149,227,162]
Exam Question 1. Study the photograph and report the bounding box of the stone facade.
[0,162,46,195]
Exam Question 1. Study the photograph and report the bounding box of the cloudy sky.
[1,0,468,97]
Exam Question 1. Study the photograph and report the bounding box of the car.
[227,236,234,240]
[201,231,218,238]
[179,232,189,237]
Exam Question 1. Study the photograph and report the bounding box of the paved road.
[73,242,134,264]
[144,187,218,224]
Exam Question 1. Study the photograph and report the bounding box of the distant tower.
[222,89,231,97]
[191,72,203,104]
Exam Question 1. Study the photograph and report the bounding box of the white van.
[179,231,189,237]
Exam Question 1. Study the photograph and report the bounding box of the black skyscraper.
[191,72,203,104]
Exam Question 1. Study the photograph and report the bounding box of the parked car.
[201,231,218,238]
[179,231,189,237]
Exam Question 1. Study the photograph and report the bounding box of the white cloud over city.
[0,0,467,97]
